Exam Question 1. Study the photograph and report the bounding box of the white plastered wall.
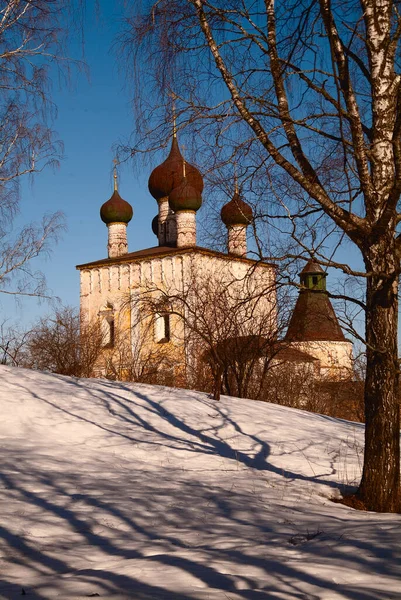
[79,251,276,380]
[288,340,353,380]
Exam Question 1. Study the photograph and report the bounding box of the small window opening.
[155,313,170,343]
[312,276,318,286]
[100,304,115,348]
[108,318,115,347]
[163,314,170,342]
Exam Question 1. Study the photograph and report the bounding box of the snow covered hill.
[0,366,400,599]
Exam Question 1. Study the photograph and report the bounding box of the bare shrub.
[27,306,103,377]
[95,314,173,384]
[137,265,279,400]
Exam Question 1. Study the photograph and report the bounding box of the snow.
[0,366,400,599]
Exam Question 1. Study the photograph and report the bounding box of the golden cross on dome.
[181,144,186,178]
[113,158,118,192]
[169,91,177,138]
[234,161,239,194]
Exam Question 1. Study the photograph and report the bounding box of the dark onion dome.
[148,136,204,201]
[169,177,202,212]
[151,215,159,236]
[100,190,133,225]
[221,191,253,226]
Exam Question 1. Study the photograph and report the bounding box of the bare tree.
[0,319,31,366]
[122,0,401,511]
[0,213,65,300]
[79,315,107,379]
[138,268,280,400]
[0,1,81,300]
[98,316,171,383]
[27,306,103,377]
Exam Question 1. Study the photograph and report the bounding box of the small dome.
[300,259,325,275]
[221,191,253,226]
[151,215,159,236]
[100,190,133,225]
[169,177,202,212]
[148,136,204,201]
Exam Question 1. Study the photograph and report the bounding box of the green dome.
[100,190,133,225]
[169,177,202,212]
[151,215,159,236]
[221,191,253,226]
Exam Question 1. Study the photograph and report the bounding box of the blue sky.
[1,0,366,344]
[2,1,159,327]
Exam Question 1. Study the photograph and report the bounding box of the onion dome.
[151,215,159,236]
[148,136,204,201]
[221,191,253,226]
[100,190,133,225]
[169,176,202,212]
[100,166,133,225]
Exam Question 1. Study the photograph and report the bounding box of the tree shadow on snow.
[14,373,350,488]
[0,372,399,599]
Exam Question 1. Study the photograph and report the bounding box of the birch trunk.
[358,239,400,512]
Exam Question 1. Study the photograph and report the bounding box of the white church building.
[76,132,353,383]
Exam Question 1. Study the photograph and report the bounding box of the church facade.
[76,133,353,384]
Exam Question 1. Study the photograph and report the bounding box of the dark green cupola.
[300,260,327,291]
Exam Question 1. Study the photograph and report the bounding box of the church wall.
[287,340,353,380]
[177,253,277,385]
[78,250,276,381]
[80,251,354,384]
[79,263,132,379]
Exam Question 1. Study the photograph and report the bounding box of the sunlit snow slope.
[0,366,400,599]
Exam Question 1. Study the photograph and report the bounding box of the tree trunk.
[212,363,223,401]
[357,242,400,512]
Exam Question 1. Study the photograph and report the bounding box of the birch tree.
[123,0,401,512]
[0,0,80,299]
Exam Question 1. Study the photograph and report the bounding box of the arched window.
[100,303,115,348]
[154,312,170,344]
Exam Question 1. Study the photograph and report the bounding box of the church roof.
[169,176,202,212]
[100,164,133,225]
[300,259,326,275]
[76,246,276,270]
[284,289,346,342]
[203,337,318,363]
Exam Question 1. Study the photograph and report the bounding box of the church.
[76,130,353,385]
